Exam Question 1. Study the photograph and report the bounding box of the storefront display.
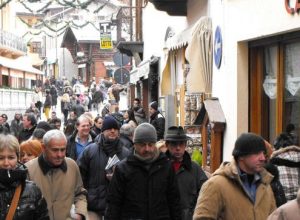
[184,93,202,154]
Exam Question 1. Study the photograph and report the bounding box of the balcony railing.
[0,29,27,53]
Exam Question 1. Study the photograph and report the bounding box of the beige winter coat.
[26,157,88,220]
[268,188,300,220]
[193,159,276,220]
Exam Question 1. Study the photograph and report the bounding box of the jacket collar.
[38,154,67,175]
[215,159,273,185]
[165,150,192,171]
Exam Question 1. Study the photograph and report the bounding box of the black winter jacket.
[76,135,130,215]
[166,151,208,220]
[19,125,36,144]
[66,130,95,161]
[0,165,49,220]
[105,153,182,220]
[150,111,165,140]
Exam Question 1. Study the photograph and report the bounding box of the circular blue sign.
[114,68,130,85]
[214,26,222,69]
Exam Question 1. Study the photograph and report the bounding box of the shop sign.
[285,0,300,14]
[99,22,113,49]
[214,26,222,69]
[100,35,113,49]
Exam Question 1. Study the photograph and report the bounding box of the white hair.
[43,130,67,147]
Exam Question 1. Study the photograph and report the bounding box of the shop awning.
[0,56,43,75]
[130,59,150,84]
[160,52,172,96]
[185,16,212,94]
[130,56,159,84]
[166,26,194,51]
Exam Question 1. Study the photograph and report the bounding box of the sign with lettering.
[99,22,113,49]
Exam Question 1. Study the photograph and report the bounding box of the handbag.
[5,184,22,220]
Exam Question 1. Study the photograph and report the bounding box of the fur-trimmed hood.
[271,145,300,164]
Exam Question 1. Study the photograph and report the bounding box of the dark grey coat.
[76,135,130,216]
[166,151,208,220]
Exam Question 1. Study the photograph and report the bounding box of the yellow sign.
[100,35,113,49]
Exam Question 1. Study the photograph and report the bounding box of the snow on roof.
[71,23,100,42]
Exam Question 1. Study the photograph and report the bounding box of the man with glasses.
[106,123,181,220]
[165,126,208,220]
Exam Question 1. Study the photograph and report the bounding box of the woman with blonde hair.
[20,139,43,164]
[0,134,49,219]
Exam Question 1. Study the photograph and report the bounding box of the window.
[250,32,300,145]
[31,41,42,57]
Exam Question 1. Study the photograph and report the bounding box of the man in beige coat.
[193,133,276,220]
[26,129,88,220]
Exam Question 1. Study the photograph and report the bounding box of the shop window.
[250,32,300,145]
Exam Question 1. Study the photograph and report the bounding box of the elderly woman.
[0,134,49,220]
[20,139,43,164]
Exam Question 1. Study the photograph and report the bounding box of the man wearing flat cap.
[165,126,208,220]
[193,132,276,220]
[106,123,182,220]
[77,115,130,220]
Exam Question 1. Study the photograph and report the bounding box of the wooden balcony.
[0,30,27,58]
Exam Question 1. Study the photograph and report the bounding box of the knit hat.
[133,123,157,144]
[101,115,119,132]
[149,101,158,111]
[232,133,266,158]
[165,126,191,141]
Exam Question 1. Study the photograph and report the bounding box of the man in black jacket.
[106,123,181,220]
[77,116,130,220]
[19,112,37,143]
[165,126,208,220]
[66,114,94,161]
[149,101,165,140]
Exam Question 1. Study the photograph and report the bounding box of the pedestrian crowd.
[0,77,300,219]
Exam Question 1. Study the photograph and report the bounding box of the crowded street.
[1,0,300,220]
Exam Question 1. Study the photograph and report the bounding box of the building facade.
[145,0,300,171]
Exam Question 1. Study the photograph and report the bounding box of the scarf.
[0,164,27,188]
[100,135,121,157]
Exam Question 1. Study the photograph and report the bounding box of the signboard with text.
[99,22,113,49]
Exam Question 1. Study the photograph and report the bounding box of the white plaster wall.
[209,0,300,160]
[143,4,187,60]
